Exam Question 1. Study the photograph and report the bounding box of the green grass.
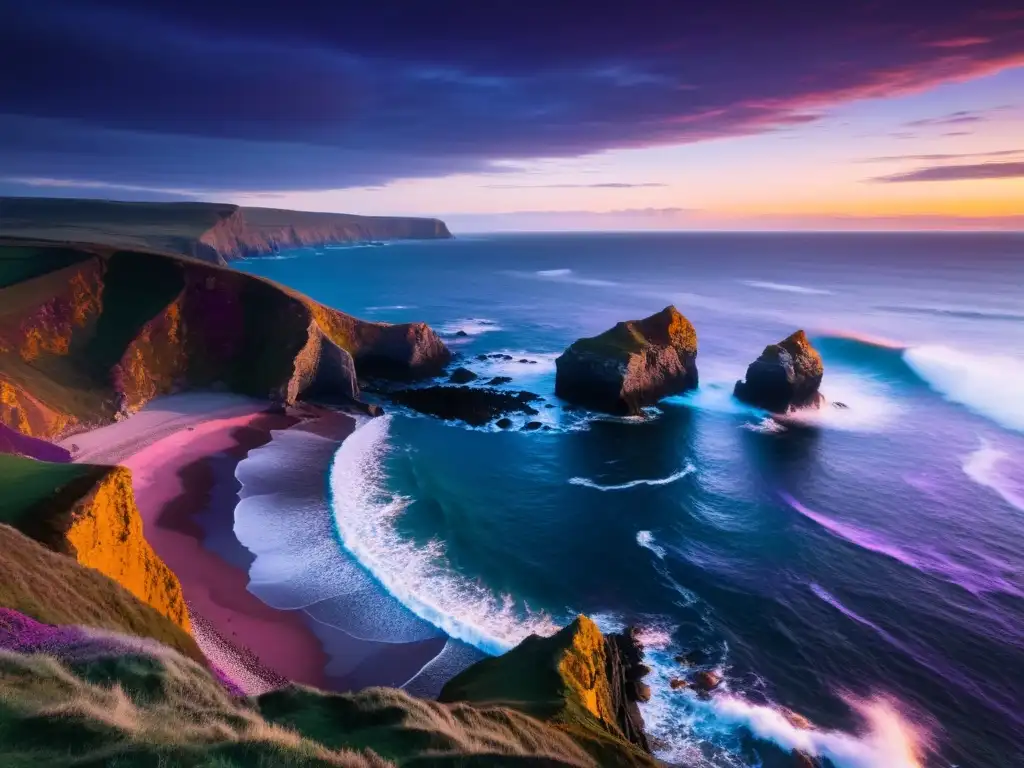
[0,525,201,661]
[0,455,98,529]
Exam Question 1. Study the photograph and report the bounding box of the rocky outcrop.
[0,197,452,265]
[734,330,824,412]
[385,386,540,426]
[555,306,698,415]
[604,627,652,752]
[440,616,658,766]
[0,240,451,437]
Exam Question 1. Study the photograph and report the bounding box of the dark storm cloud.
[871,161,1024,182]
[2,0,1024,191]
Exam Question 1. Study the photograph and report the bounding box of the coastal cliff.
[0,239,450,438]
[0,455,190,634]
[0,197,452,265]
[0,611,656,767]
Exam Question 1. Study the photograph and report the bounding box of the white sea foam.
[742,417,787,433]
[365,304,416,311]
[536,268,573,277]
[963,440,1024,512]
[742,280,833,295]
[329,416,561,656]
[904,345,1024,433]
[636,531,667,559]
[438,318,503,336]
[569,463,695,491]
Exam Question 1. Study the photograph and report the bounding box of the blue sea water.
[235,233,1024,768]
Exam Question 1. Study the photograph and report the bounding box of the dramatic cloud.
[1,1,1024,191]
[858,149,1024,163]
[482,183,667,189]
[871,161,1024,182]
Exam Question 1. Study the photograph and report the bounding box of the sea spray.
[904,345,1024,433]
[329,415,561,656]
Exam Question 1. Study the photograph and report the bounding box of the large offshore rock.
[734,330,824,412]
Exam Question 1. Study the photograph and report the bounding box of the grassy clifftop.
[0,615,656,767]
[0,197,451,265]
[0,239,449,438]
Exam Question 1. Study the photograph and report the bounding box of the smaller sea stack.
[554,305,698,415]
[734,330,824,412]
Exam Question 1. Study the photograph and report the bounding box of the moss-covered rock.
[555,306,698,415]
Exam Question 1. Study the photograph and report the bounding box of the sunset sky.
[2,2,1023,231]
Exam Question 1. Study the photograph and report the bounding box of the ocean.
[234,232,1024,768]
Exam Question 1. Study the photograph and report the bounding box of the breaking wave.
[570,463,695,491]
[903,345,1024,433]
[438,318,503,336]
[328,416,561,656]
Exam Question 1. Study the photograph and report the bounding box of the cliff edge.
[0,197,452,265]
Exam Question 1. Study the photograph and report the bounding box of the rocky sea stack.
[734,330,824,412]
[555,306,698,415]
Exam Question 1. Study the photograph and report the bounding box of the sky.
[1,1,1023,231]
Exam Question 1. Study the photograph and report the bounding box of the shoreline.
[62,394,350,693]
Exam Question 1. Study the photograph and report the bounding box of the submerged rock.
[734,330,824,413]
[448,366,478,384]
[669,678,688,690]
[555,305,698,415]
[386,386,540,426]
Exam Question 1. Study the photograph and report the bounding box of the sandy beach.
[60,394,352,693]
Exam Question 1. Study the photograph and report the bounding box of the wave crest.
[329,416,561,655]
[570,463,695,491]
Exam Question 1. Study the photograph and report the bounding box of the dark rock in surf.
[448,366,478,384]
[692,670,722,692]
[487,376,513,386]
[604,627,652,753]
[476,354,489,361]
[454,330,469,337]
[495,417,513,429]
[523,421,542,431]
[555,305,698,415]
[386,386,540,427]
[734,330,824,413]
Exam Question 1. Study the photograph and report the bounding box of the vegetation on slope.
[0,240,448,438]
[0,526,200,662]
[440,617,658,767]
[0,454,191,633]
[0,634,603,767]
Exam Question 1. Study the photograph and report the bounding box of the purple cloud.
[1,1,1023,191]
[483,182,667,189]
[871,161,1024,182]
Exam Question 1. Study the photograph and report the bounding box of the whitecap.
[636,531,667,559]
[742,280,833,295]
[329,416,562,656]
[438,318,503,336]
[963,439,1024,512]
[536,268,573,277]
[365,304,416,311]
[742,417,787,433]
[569,463,695,491]
[904,345,1024,433]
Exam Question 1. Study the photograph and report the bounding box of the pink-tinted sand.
[114,404,343,693]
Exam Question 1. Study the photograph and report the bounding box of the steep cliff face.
[440,616,658,767]
[1,197,453,265]
[555,306,699,415]
[0,455,189,634]
[0,241,450,438]
[201,205,452,261]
